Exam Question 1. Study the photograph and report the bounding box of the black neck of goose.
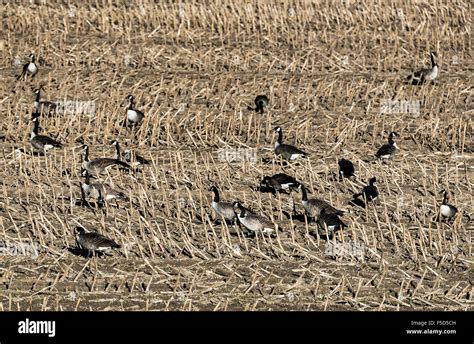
[83,147,89,161]
[31,55,35,63]
[33,119,39,135]
[430,53,436,68]
[442,193,448,205]
[128,99,134,110]
[115,142,121,158]
[35,91,40,102]
[301,186,308,201]
[238,205,246,217]
[84,172,90,185]
[277,130,283,144]
[388,136,395,145]
[212,188,220,202]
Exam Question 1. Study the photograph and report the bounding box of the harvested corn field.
[0,0,472,311]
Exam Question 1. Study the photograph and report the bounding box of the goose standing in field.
[111,140,150,167]
[82,171,128,202]
[298,184,344,220]
[81,144,131,176]
[260,173,300,194]
[233,202,276,234]
[75,182,105,208]
[407,51,439,85]
[316,208,347,235]
[375,132,399,160]
[209,186,237,223]
[30,117,63,153]
[17,53,38,80]
[274,126,308,161]
[248,95,269,114]
[338,158,356,178]
[75,227,120,257]
[33,88,57,116]
[353,177,379,203]
[439,190,458,221]
[124,95,145,127]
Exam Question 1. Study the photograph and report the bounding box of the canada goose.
[233,202,276,234]
[75,227,120,257]
[75,182,105,208]
[439,190,458,221]
[274,126,308,161]
[260,173,300,193]
[338,159,355,178]
[209,186,236,222]
[33,88,57,116]
[354,177,379,202]
[125,95,144,127]
[17,53,38,80]
[81,144,131,176]
[30,117,63,153]
[82,171,128,202]
[376,132,399,160]
[316,208,347,234]
[111,140,150,166]
[248,95,269,114]
[298,184,343,219]
[407,51,439,85]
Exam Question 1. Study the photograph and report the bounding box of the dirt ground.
[0,1,472,311]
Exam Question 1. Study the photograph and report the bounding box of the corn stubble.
[0,1,472,311]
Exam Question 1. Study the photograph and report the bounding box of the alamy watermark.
[18,318,55,338]
[217,148,257,163]
[29,100,96,116]
[54,100,96,116]
[325,241,365,261]
[381,99,420,116]
[0,240,39,259]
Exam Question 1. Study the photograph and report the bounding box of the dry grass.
[0,0,472,311]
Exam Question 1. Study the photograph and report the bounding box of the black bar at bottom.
[0,311,471,342]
